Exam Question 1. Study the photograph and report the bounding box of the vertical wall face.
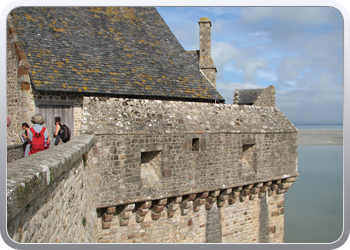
[95,192,285,243]
[198,18,217,87]
[7,136,98,243]
[7,18,24,145]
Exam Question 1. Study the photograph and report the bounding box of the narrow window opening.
[241,144,257,173]
[141,151,162,188]
[192,138,200,151]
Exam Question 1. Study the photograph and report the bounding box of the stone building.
[6,7,298,243]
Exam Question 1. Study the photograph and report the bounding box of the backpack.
[60,124,71,143]
[29,127,46,154]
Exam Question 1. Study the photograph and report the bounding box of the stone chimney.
[198,17,217,88]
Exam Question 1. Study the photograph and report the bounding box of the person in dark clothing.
[54,116,71,145]
[21,122,30,157]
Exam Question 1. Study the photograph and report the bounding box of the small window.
[141,151,162,188]
[241,144,257,173]
[192,138,199,151]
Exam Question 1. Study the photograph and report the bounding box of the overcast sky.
[156,7,344,125]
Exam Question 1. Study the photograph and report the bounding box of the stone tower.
[198,17,217,88]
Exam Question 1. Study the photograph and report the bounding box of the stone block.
[106,206,116,214]
[151,212,161,220]
[241,190,250,196]
[119,218,129,226]
[167,203,179,211]
[197,192,209,199]
[141,201,152,209]
[193,205,200,212]
[167,210,175,218]
[135,213,145,223]
[210,190,220,197]
[193,199,205,206]
[228,198,236,205]
[278,182,293,189]
[103,213,113,222]
[205,203,213,210]
[217,200,225,207]
[163,170,172,177]
[136,208,149,216]
[206,197,217,204]
[152,205,165,213]
[156,199,168,206]
[181,208,190,215]
[120,210,132,219]
[180,200,191,209]
[102,221,111,229]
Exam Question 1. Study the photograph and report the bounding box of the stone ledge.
[98,175,298,229]
[7,134,96,222]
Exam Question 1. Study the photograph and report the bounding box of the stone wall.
[7,134,98,243]
[94,179,291,243]
[7,144,24,163]
[81,98,298,208]
[7,17,23,145]
[6,97,298,243]
[254,85,276,107]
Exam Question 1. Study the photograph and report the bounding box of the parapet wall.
[7,134,98,243]
[7,144,24,163]
[81,98,298,207]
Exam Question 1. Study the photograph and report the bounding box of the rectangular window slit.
[192,138,199,151]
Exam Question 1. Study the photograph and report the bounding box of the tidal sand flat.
[297,129,343,145]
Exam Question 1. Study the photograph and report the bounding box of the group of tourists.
[21,114,71,157]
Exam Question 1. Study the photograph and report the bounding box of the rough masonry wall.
[95,191,285,243]
[7,21,22,145]
[253,85,276,107]
[82,98,298,207]
[7,135,98,243]
[7,144,24,163]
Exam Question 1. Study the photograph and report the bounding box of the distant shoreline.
[298,129,343,145]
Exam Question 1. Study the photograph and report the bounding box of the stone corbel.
[228,186,242,204]
[240,184,254,202]
[135,201,152,223]
[205,190,220,210]
[217,188,232,207]
[250,183,263,200]
[269,180,282,196]
[102,206,116,229]
[277,177,298,194]
[180,194,196,215]
[259,181,272,198]
[167,196,182,217]
[119,204,135,226]
[193,192,209,212]
[151,199,167,220]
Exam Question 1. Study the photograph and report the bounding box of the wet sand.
[298,129,343,145]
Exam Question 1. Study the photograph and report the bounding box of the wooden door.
[36,104,74,139]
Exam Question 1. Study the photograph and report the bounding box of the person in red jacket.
[27,114,51,155]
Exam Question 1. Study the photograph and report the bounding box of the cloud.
[157,6,343,125]
[233,57,269,84]
[277,72,343,124]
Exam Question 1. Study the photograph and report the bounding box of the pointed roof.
[10,7,224,102]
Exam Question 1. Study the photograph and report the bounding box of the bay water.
[284,125,343,243]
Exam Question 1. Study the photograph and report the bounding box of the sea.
[284,125,343,243]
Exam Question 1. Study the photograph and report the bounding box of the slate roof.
[234,89,265,105]
[10,7,224,102]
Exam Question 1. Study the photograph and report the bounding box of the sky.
[156,7,344,125]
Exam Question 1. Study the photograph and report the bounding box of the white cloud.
[234,57,269,83]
